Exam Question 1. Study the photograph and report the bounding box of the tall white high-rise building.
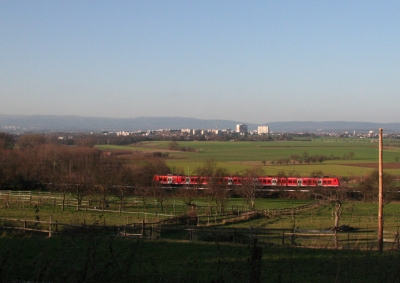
[258,125,269,134]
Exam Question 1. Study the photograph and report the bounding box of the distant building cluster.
[109,123,270,138]
[3,122,398,140]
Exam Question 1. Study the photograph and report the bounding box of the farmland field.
[2,138,400,282]
[97,139,400,177]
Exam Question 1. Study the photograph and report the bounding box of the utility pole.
[378,128,383,252]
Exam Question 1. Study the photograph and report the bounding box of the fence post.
[282,231,285,245]
[334,230,338,249]
[141,219,145,238]
[250,238,262,283]
[48,216,52,237]
[6,193,10,208]
[23,220,26,234]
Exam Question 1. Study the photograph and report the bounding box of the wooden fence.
[1,215,398,251]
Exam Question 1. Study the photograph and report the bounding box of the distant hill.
[1,114,399,133]
[267,121,400,133]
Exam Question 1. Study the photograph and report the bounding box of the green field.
[2,191,400,282]
[97,139,400,177]
[2,139,400,282]
[2,192,399,233]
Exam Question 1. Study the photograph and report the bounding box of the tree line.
[265,151,355,166]
[0,133,172,210]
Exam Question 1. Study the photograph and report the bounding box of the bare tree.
[358,169,395,201]
[277,170,286,186]
[151,182,169,213]
[237,167,264,210]
[17,134,46,149]
[179,186,199,213]
[194,159,230,214]
[70,173,92,211]
[113,166,135,215]
[94,156,118,210]
[0,132,15,149]
[0,148,18,189]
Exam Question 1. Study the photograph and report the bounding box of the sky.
[1,1,400,124]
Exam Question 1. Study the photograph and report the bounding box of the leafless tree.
[237,167,265,210]
[17,134,46,149]
[195,159,230,214]
[358,169,395,201]
[0,132,15,149]
[0,148,18,189]
[113,166,135,214]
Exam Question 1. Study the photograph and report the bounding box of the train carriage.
[153,174,340,188]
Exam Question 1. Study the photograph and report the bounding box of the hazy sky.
[1,1,399,124]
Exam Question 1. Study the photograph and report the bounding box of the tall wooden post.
[378,128,383,252]
[48,216,52,237]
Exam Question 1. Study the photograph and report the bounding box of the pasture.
[2,189,400,282]
[1,190,400,234]
[2,139,400,282]
[97,138,400,178]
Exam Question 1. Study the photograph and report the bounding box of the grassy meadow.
[97,138,400,178]
[2,138,400,282]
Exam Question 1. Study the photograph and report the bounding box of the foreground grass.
[1,234,400,282]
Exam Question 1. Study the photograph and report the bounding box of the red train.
[153,174,340,188]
